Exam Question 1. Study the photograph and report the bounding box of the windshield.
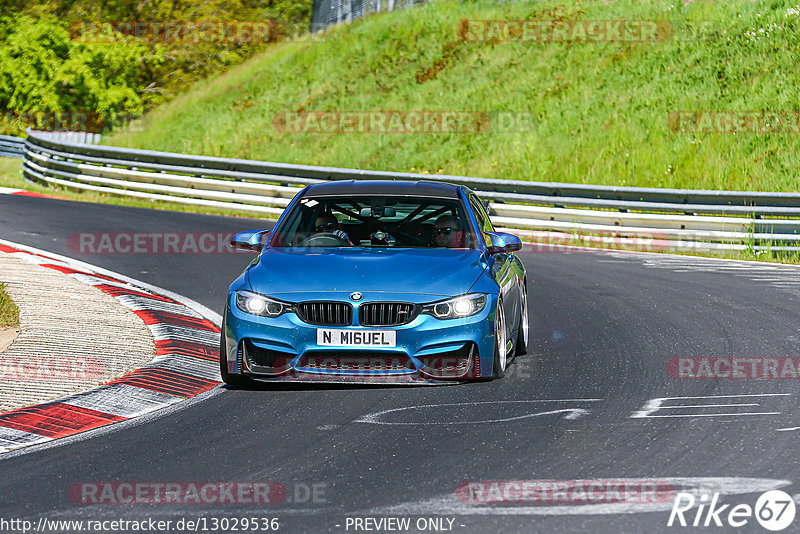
[270,195,478,249]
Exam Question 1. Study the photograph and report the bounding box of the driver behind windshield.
[433,215,465,248]
[314,213,352,245]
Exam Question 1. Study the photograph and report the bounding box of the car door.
[469,194,520,338]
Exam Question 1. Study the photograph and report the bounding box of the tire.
[219,314,251,387]
[492,297,508,379]
[515,281,529,356]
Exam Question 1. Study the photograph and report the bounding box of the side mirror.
[231,229,271,252]
[485,232,523,255]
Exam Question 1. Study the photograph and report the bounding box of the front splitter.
[247,371,468,386]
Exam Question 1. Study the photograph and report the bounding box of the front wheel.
[492,298,508,379]
[219,315,252,387]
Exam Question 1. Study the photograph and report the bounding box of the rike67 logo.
[668,490,796,531]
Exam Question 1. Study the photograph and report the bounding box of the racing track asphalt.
[1,194,799,533]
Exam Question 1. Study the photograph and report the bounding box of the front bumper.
[223,291,497,382]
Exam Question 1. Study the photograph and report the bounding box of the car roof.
[303,180,465,199]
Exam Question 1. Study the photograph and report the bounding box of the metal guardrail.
[2,132,101,158]
[311,0,428,32]
[20,130,800,252]
[0,135,24,158]
[27,130,102,145]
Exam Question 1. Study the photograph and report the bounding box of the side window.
[469,195,494,233]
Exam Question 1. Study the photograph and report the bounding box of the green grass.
[0,282,19,328]
[0,157,276,220]
[107,0,800,192]
[11,0,800,263]
[0,158,22,185]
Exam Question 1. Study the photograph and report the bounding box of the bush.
[0,0,313,135]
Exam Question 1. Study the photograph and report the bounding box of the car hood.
[246,247,487,297]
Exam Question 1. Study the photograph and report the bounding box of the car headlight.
[235,291,292,317]
[422,293,486,319]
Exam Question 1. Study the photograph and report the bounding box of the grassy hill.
[109,0,800,192]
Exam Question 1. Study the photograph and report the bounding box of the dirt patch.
[0,326,19,353]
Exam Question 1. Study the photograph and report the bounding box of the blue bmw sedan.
[221,180,528,384]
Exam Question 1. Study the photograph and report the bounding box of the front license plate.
[317,329,396,347]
